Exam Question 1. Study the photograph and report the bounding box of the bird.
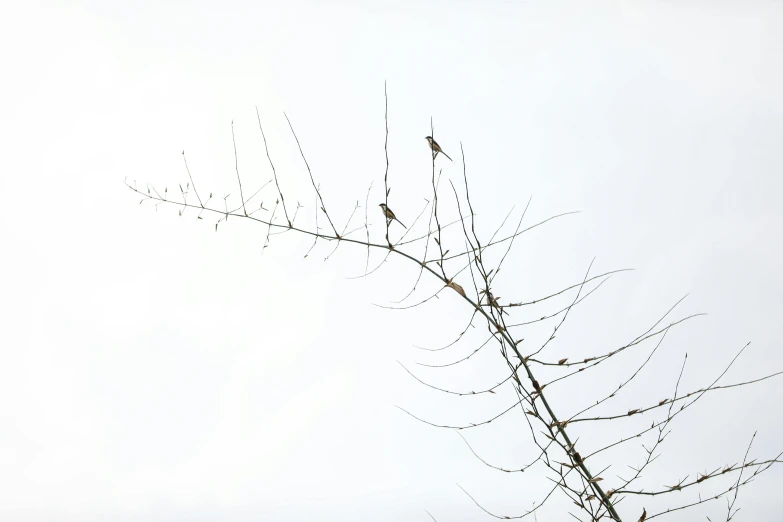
[379,203,407,229]
[425,136,452,161]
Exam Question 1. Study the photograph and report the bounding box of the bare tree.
[126,87,781,521]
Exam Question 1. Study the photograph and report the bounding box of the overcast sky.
[1,1,782,521]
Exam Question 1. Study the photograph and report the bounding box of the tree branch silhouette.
[127,89,781,522]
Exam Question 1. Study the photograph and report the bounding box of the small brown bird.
[379,203,406,229]
[425,136,452,161]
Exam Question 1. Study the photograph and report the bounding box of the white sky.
[1,1,782,521]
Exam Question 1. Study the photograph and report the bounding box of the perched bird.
[425,136,452,161]
[379,203,407,229]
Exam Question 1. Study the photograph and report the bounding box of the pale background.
[1,1,781,521]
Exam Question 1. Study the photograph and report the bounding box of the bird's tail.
[397,219,407,229]
[442,151,453,161]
